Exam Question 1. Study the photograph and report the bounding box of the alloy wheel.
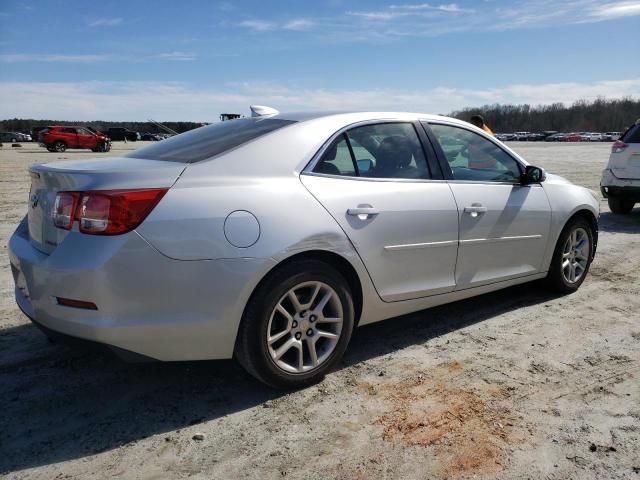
[561,227,590,284]
[266,281,343,374]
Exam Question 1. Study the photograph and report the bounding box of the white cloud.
[238,19,276,31]
[238,1,640,41]
[0,54,110,63]
[283,18,315,31]
[87,17,123,27]
[0,78,638,122]
[154,51,197,61]
[587,1,640,19]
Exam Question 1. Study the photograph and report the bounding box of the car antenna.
[250,105,279,117]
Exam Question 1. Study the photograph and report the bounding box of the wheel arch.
[560,208,599,260]
[241,249,364,330]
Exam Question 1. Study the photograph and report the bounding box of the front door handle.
[347,205,379,219]
[464,205,488,217]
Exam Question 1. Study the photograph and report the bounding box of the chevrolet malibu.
[9,110,599,388]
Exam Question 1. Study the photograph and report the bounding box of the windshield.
[126,117,296,163]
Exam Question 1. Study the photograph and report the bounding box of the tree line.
[0,119,205,134]
[2,97,639,134]
[450,97,639,133]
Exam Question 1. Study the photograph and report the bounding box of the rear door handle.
[464,205,487,217]
[347,205,379,219]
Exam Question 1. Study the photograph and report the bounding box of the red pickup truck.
[39,126,111,152]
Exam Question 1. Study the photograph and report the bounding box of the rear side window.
[127,118,296,163]
[621,124,640,143]
[313,122,430,179]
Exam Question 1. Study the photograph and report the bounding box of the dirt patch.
[367,362,519,477]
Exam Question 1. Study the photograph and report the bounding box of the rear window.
[620,124,640,143]
[126,118,296,163]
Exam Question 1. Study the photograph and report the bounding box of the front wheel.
[545,217,594,293]
[235,260,355,389]
[53,141,66,152]
[608,196,635,214]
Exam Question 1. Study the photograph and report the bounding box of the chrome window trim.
[301,171,446,184]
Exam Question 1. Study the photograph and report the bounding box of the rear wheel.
[235,260,355,389]
[53,141,66,152]
[545,217,594,293]
[608,196,635,214]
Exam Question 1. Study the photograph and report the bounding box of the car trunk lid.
[28,157,186,254]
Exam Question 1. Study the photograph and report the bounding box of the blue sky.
[0,0,639,120]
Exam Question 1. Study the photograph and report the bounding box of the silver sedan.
[9,110,599,388]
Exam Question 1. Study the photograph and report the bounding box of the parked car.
[140,132,161,141]
[603,132,621,141]
[600,119,640,213]
[495,133,513,142]
[581,132,603,142]
[589,133,603,142]
[563,133,583,142]
[39,126,111,152]
[9,110,599,388]
[545,133,567,142]
[527,133,546,141]
[514,131,530,141]
[0,132,21,143]
[107,127,139,142]
[31,126,48,141]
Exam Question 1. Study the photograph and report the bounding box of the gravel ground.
[0,141,638,479]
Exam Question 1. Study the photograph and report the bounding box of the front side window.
[428,123,522,182]
[313,122,430,180]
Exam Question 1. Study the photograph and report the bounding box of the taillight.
[53,192,80,229]
[53,188,167,235]
[611,140,628,153]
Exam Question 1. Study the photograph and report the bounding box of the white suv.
[601,119,640,213]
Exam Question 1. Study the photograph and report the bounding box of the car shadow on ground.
[0,283,561,473]
[598,210,640,234]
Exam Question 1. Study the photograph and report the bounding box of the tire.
[46,146,56,152]
[53,141,66,152]
[545,217,594,294]
[608,196,635,214]
[235,259,355,389]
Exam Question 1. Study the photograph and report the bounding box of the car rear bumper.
[600,169,640,199]
[9,217,273,361]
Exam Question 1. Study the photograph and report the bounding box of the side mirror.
[522,165,546,185]
[357,159,373,173]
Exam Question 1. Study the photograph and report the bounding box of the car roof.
[272,111,477,131]
[275,110,455,124]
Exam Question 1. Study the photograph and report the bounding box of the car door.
[76,128,96,149]
[301,121,460,302]
[424,121,552,289]
[60,127,79,147]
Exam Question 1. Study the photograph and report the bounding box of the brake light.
[53,188,167,235]
[611,140,628,153]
